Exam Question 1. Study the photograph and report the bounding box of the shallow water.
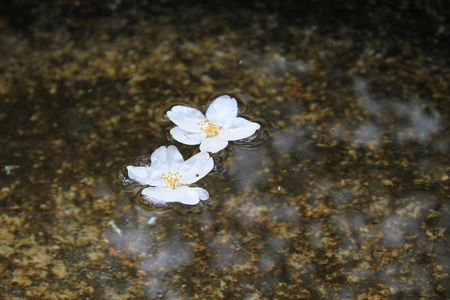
[1,1,449,299]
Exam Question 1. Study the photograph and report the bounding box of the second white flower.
[167,95,261,153]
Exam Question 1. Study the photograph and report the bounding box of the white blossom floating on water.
[167,95,261,153]
[127,145,213,205]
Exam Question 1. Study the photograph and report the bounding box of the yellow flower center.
[161,171,182,188]
[198,120,219,137]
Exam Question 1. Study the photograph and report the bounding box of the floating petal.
[170,127,204,145]
[167,106,206,132]
[206,95,238,127]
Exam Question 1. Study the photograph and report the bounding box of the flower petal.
[170,127,205,145]
[226,117,260,141]
[199,137,229,153]
[167,105,206,132]
[127,166,151,185]
[190,187,209,201]
[150,145,184,170]
[146,175,166,187]
[179,151,214,184]
[141,186,208,205]
[145,146,185,186]
[141,186,176,204]
[205,95,238,127]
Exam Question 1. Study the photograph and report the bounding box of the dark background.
[1,0,449,56]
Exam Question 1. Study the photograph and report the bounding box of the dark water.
[0,1,449,299]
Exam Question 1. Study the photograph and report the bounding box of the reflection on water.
[355,78,443,145]
[1,1,449,298]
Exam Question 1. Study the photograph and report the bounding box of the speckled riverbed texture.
[0,1,449,299]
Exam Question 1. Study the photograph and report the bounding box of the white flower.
[126,145,214,205]
[167,95,261,153]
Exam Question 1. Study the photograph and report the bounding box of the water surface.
[0,1,449,299]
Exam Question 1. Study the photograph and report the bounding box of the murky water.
[1,1,449,299]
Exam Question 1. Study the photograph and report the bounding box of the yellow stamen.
[161,171,182,188]
[198,120,219,137]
